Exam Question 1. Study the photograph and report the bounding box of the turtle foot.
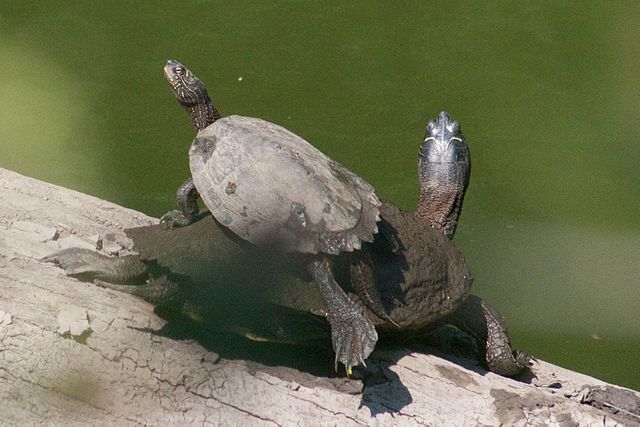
[515,351,535,369]
[328,308,378,373]
[44,248,114,278]
[161,178,200,229]
[486,348,532,377]
[447,294,531,377]
[160,210,193,229]
[94,277,182,306]
[44,248,147,285]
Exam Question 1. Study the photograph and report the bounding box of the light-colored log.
[1,167,637,425]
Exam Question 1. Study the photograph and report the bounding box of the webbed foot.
[328,305,378,373]
[161,178,200,228]
[448,294,530,377]
[46,249,180,306]
[160,210,193,228]
[93,277,182,306]
[310,258,378,373]
[44,248,104,277]
[44,248,147,285]
[515,351,534,369]
[486,345,533,377]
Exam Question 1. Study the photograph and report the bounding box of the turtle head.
[421,112,467,163]
[164,59,220,131]
[164,60,208,108]
[416,111,470,239]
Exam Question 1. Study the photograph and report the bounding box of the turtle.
[160,59,393,372]
[47,104,529,376]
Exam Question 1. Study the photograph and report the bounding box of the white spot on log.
[57,304,90,337]
[0,310,12,325]
[11,220,58,242]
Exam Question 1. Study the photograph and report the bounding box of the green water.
[1,2,638,390]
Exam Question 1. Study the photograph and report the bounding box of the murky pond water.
[1,2,638,390]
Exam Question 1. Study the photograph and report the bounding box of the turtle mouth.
[163,62,177,81]
[163,65,173,81]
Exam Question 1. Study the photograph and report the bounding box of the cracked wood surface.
[1,167,638,426]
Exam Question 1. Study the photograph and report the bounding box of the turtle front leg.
[161,178,200,228]
[447,295,531,377]
[310,258,378,373]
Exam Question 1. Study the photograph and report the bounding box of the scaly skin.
[161,178,200,228]
[311,259,378,370]
[416,112,470,239]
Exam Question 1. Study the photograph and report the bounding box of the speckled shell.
[189,115,381,254]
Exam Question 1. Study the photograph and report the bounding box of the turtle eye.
[175,66,185,75]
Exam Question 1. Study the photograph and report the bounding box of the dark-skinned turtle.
[46,61,528,375]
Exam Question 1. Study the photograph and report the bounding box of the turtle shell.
[189,115,381,254]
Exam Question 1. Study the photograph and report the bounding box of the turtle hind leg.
[44,248,148,285]
[349,252,399,327]
[160,178,200,228]
[310,258,378,373]
[447,295,532,377]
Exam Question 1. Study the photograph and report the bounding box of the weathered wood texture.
[1,167,638,426]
